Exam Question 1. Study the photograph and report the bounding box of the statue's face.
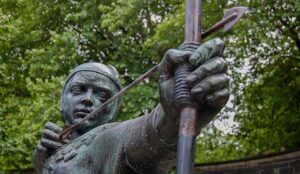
[61,71,118,133]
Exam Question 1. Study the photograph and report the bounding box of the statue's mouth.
[74,108,93,119]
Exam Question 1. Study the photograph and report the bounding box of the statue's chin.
[68,112,111,135]
[75,121,95,134]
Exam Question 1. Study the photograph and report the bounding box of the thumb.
[159,49,192,79]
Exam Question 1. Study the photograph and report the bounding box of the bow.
[59,4,248,173]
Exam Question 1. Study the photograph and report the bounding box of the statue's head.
[60,62,121,133]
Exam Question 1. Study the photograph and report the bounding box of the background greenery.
[0,0,299,173]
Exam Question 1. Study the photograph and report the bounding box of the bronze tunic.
[43,107,177,174]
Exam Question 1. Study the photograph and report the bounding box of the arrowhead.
[224,7,248,32]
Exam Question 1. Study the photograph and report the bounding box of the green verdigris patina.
[33,38,230,174]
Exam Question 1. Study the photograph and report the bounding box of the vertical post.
[184,0,202,43]
[176,0,202,173]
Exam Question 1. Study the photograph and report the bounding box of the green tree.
[0,0,180,173]
[0,0,299,173]
[194,0,300,163]
[232,0,300,157]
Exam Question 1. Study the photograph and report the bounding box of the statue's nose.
[81,89,93,107]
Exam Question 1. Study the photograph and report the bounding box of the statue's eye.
[71,86,83,94]
[96,91,109,101]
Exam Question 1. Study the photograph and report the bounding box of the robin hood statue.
[33,38,230,174]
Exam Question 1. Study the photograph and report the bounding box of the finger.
[189,38,225,66]
[191,74,230,101]
[41,138,63,150]
[187,57,228,84]
[35,144,49,159]
[45,122,62,134]
[36,144,47,152]
[159,49,192,78]
[197,88,230,125]
[43,129,60,141]
[206,88,230,112]
[43,129,70,144]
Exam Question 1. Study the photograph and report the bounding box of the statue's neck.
[70,130,82,140]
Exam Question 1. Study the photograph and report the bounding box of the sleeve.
[121,104,178,173]
[32,148,47,174]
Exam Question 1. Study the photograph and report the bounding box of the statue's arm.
[124,38,230,172]
[122,108,178,172]
[33,147,47,174]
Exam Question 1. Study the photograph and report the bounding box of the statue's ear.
[60,93,66,120]
[60,99,64,114]
[107,96,121,123]
[59,73,74,120]
[60,82,69,120]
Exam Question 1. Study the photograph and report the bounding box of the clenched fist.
[159,38,229,129]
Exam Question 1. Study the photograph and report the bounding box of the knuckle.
[217,89,230,99]
[218,57,226,64]
[204,79,214,88]
[36,144,46,151]
[215,59,222,67]
[216,58,228,70]
[215,38,224,46]
[165,49,176,58]
[45,122,51,127]
[222,88,229,95]
[221,88,229,96]
[224,75,231,82]
[219,73,228,80]
[53,142,62,149]
[37,144,42,149]
[52,124,59,129]
[44,129,50,134]
[200,65,211,74]
[216,58,226,67]
[42,130,47,137]
[41,138,47,145]
[218,75,230,86]
[56,126,62,131]
[164,49,188,64]
[165,49,171,57]
[223,60,228,70]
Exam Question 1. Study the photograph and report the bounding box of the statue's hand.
[35,122,64,159]
[158,38,229,128]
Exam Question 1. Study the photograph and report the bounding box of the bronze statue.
[33,38,230,174]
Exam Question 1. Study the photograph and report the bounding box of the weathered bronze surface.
[58,6,247,144]
[32,3,248,173]
[33,37,229,173]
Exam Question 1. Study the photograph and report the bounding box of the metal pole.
[176,0,202,173]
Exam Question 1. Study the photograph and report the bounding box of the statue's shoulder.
[68,121,120,148]
[44,122,120,170]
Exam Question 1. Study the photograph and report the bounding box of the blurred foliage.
[0,0,299,173]
[195,0,300,163]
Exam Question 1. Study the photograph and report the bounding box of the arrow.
[59,6,248,144]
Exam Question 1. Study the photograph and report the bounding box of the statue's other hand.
[33,122,65,173]
[159,38,229,128]
[36,122,64,157]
